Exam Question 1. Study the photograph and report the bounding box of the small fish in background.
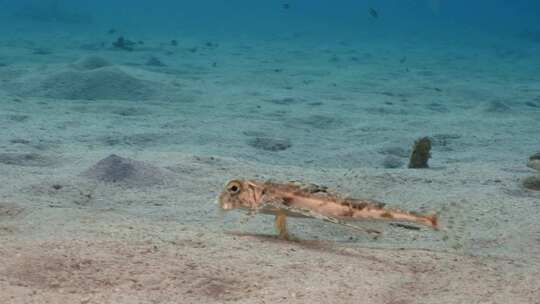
[369,7,378,19]
[107,28,116,34]
[282,3,290,10]
[112,36,136,51]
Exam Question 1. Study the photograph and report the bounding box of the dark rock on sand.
[527,153,540,171]
[32,48,52,55]
[264,97,303,105]
[9,139,31,144]
[112,36,136,51]
[70,105,150,117]
[13,67,154,100]
[0,153,55,167]
[72,56,112,70]
[247,137,291,152]
[82,154,171,187]
[427,102,449,113]
[0,203,25,218]
[110,106,150,116]
[146,56,166,67]
[6,114,30,122]
[522,176,540,191]
[408,137,432,169]
[525,99,540,108]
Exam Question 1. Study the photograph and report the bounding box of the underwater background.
[0,1,539,303]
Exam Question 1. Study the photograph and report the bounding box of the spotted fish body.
[218,179,438,238]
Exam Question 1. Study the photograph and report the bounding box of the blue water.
[1,1,539,37]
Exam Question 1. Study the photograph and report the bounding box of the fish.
[218,179,438,240]
[369,7,378,19]
[282,3,290,10]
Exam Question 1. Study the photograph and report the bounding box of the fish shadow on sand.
[225,231,382,260]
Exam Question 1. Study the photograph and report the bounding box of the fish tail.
[392,210,439,230]
[351,203,439,230]
[427,213,438,229]
[415,212,438,230]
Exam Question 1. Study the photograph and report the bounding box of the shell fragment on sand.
[527,153,540,171]
[522,175,540,191]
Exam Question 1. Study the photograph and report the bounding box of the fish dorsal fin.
[286,180,330,194]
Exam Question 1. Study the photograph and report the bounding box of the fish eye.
[226,181,241,194]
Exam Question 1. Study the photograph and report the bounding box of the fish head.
[218,179,263,211]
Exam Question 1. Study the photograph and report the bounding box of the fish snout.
[217,195,234,210]
[220,202,234,210]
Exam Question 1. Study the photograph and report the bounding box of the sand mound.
[522,175,540,191]
[247,137,292,152]
[71,56,112,70]
[82,154,172,187]
[0,152,56,167]
[0,202,25,219]
[12,67,155,101]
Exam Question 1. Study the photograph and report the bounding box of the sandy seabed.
[1,27,540,303]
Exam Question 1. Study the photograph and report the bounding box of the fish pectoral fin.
[274,211,289,239]
[265,202,382,235]
[320,215,382,235]
[238,207,260,224]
